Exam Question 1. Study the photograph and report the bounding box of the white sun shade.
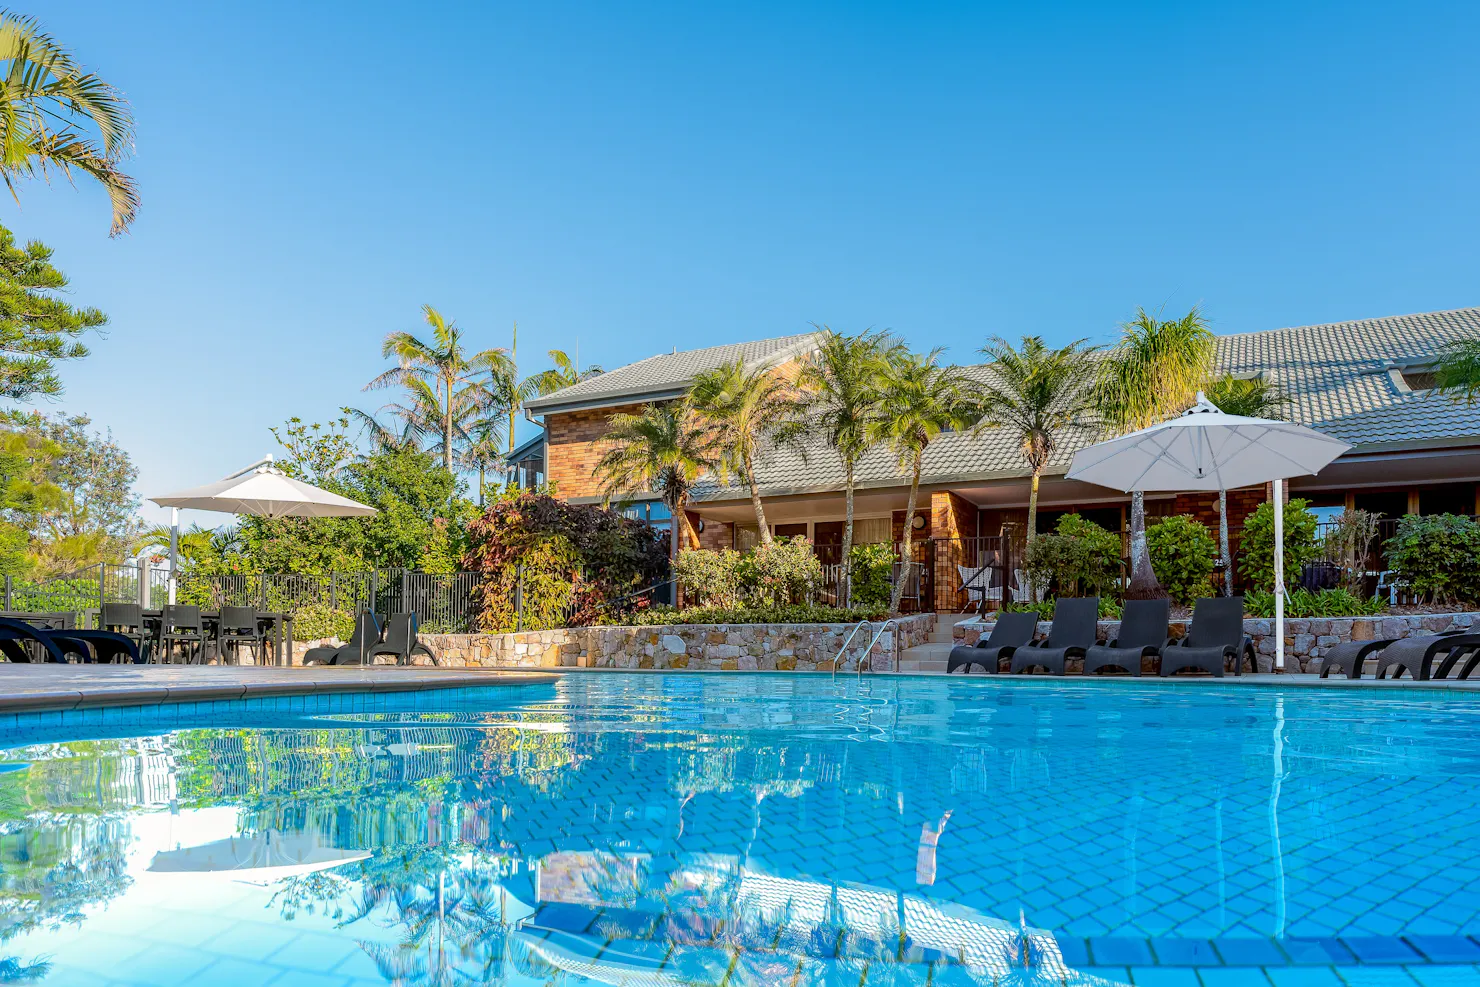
[150,466,376,518]
[1065,393,1351,493]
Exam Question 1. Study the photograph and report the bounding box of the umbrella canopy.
[150,462,375,519]
[148,831,370,880]
[1065,394,1351,493]
[1066,393,1351,672]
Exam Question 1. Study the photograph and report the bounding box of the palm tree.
[459,415,507,506]
[1436,336,1480,404]
[1095,307,1215,598]
[687,359,803,546]
[787,328,896,604]
[526,348,603,395]
[972,335,1098,553]
[870,349,974,613]
[595,402,716,568]
[0,12,137,235]
[364,306,512,473]
[1205,373,1287,594]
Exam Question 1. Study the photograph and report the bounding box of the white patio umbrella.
[148,830,370,882]
[150,454,377,603]
[1066,393,1351,670]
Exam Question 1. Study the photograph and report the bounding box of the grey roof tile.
[524,331,823,413]
[690,306,1480,502]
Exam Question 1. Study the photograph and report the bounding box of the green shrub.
[1384,513,1480,605]
[473,535,579,632]
[1146,515,1217,605]
[1244,588,1386,618]
[1002,596,1122,618]
[737,536,822,607]
[291,601,356,642]
[1023,514,1121,598]
[674,549,745,608]
[609,603,889,626]
[1240,498,1320,591]
[847,543,894,610]
[1321,509,1381,595]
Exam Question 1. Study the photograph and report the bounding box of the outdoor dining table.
[137,609,295,666]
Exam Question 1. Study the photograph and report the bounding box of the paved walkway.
[0,664,559,712]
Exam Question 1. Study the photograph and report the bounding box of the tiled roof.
[525,332,824,414]
[691,306,1480,502]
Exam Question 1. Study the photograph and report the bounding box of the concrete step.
[928,613,975,644]
[898,659,948,674]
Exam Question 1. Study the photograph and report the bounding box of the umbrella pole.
[1273,478,1284,671]
[168,508,179,606]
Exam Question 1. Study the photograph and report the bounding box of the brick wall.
[1170,486,1265,556]
[543,402,649,498]
[931,490,978,611]
[697,517,733,551]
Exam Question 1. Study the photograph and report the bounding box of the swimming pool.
[0,672,1478,986]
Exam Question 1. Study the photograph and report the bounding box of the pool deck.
[0,664,1475,713]
[0,664,559,712]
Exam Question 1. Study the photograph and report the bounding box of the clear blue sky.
[16,0,1480,526]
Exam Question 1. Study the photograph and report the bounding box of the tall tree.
[972,335,1098,559]
[0,224,105,400]
[595,402,715,569]
[787,328,895,604]
[3,410,141,575]
[1205,374,1287,594]
[488,337,603,463]
[459,415,506,506]
[364,306,512,473]
[870,350,974,613]
[687,359,802,547]
[0,11,138,235]
[1095,307,1215,598]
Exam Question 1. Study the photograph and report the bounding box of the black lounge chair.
[1010,598,1100,675]
[1318,638,1397,679]
[0,617,70,662]
[1083,598,1171,676]
[365,613,440,666]
[1159,596,1255,677]
[303,611,381,666]
[947,611,1039,674]
[1371,631,1480,681]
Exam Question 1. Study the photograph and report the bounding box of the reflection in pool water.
[0,673,1479,985]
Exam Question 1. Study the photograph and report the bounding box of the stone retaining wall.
[295,613,935,672]
[952,612,1480,674]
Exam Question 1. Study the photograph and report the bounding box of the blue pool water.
[0,674,1479,986]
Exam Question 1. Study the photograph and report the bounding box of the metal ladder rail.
[830,621,871,679]
[857,619,900,678]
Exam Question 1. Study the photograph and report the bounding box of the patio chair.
[365,613,440,666]
[1083,598,1171,676]
[1371,631,1480,681]
[1010,598,1100,675]
[102,603,151,662]
[216,606,265,665]
[956,562,1000,614]
[946,611,1039,674]
[1158,597,1255,677]
[159,605,206,664]
[303,611,382,666]
[1317,638,1397,679]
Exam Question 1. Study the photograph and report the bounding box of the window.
[852,518,892,544]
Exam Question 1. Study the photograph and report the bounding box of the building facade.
[524,308,1480,611]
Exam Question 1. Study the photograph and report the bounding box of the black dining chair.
[216,606,265,665]
[159,604,206,664]
[102,603,151,662]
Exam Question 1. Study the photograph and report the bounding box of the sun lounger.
[1010,598,1100,675]
[1317,638,1397,679]
[364,613,439,666]
[303,611,382,666]
[1158,597,1255,677]
[1083,598,1171,676]
[946,611,1039,674]
[1372,631,1480,681]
